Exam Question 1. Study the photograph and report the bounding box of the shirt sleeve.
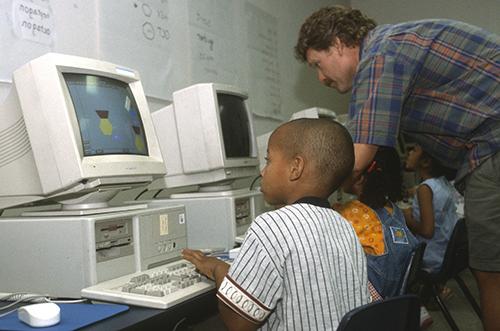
[216,216,284,324]
[347,54,411,147]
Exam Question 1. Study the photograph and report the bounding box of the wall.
[0,0,350,138]
[351,0,499,34]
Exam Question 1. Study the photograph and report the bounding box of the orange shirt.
[337,200,385,255]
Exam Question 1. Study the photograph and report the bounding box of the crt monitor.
[150,83,259,190]
[0,53,165,210]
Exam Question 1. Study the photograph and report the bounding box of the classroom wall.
[351,0,499,34]
[0,0,350,138]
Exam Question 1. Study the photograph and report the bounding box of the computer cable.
[249,175,262,190]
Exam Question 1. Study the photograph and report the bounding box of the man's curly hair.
[295,6,376,62]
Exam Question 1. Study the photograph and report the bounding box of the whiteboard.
[1,0,349,124]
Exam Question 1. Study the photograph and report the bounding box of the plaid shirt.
[347,20,500,182]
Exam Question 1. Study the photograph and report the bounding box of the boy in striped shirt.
[183,118,370,330]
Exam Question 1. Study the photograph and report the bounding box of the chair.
[419,218,481,331]
[399,242,427,295]
[336,294,420,331]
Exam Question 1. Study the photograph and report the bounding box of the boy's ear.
[289,155,305,181]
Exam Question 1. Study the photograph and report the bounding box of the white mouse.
[18,302,61,328]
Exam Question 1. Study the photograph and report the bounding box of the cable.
[0,308,18,318]
[49,298,88,304]
[0,294,49,314]
[0,293,49,304]
[134,188,149,201]
[152,189,164,199]
[249,175,262,190]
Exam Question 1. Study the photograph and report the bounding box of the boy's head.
[260,118,354,206]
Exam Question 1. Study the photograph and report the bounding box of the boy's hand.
[182,248,229,281]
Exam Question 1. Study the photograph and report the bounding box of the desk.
[82,289,218,331]
[0,289,219,331]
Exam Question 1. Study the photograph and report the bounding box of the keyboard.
[81,259,215,309]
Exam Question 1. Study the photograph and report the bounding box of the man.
[295,6,499,330]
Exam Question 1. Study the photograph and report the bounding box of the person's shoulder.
[252,205,294,228]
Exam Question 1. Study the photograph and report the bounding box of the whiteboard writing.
[190,27,218,80]
[98,0,174,99]
[245,3,281,118]
[12,0,54,45]
[131,0,171,43]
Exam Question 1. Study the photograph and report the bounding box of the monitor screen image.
[64,73,148,156]
[217,93,251,158]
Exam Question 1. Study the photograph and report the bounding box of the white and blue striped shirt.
[217,197,370,330]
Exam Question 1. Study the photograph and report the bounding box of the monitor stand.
[21,203,148,217]
[21,189,149,216]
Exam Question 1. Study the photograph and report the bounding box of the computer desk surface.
[81,288,218,331]
[0,289,218,331]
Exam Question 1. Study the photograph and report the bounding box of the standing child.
[336,147,418,299]
[403,144,459,273]
[183,118,370,331]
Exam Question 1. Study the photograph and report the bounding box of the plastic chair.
[336,294,420,331]
[419,218,481,331]
[399,242,426,295]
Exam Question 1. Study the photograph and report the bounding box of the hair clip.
[366,160,378,174]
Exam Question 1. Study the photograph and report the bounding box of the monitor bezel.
[14,53,165,194]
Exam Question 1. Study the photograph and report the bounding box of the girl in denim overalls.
[337,147,418,298]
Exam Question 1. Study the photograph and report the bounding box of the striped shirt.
[217,197,370,330]
[347,19,500,182]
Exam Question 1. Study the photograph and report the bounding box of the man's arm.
[182,249,261,331]
[353,143,379,179]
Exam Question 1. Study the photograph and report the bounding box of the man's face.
[306,43,358,94]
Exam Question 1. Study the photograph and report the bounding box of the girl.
[337,147,418,298]
[403,144,459,273]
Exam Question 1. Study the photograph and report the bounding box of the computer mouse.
[18,302,61,328]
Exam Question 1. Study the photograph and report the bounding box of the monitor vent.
[0,118,32,168]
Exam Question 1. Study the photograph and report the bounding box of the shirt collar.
[293,197,330,209]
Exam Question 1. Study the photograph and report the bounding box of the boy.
[182,118,370,330]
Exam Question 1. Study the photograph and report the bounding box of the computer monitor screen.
[218,93,250,158]
[64,73,148,156]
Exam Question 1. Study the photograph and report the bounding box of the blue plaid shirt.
[347,19,500,182]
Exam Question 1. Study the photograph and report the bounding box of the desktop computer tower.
[147,188,265,251]
[0,205,186,298]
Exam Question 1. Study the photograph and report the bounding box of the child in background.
[183,119,370,330]
[336,147,418,299]
[403,144,459,274]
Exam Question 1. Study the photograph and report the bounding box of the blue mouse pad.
[0,303,129,331]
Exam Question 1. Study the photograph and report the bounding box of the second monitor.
[147,83,264,250]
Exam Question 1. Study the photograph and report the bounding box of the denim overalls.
[367,202,419,298]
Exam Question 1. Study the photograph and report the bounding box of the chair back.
[336,294,420,331]
[400,242,426,295]
[438,218,468,279]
